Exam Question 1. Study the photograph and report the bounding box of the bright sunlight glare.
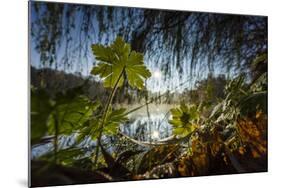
[153,70,162,79]
[151,131,160,139]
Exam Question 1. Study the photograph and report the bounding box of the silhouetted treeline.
[31,67,230,105]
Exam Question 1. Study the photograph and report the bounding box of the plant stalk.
[54,110,59,164]
[93,67,125,167]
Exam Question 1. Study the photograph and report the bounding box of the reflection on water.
[121,113,172,142]
[31,134,97,159]
[120,104,174,142]
[31,104,175,158]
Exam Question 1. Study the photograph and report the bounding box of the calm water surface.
[31,104,176,158]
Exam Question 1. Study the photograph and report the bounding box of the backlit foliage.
[31,36,267,187]
[91,36,151,89]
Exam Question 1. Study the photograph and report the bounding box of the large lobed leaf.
[91,36,151,89]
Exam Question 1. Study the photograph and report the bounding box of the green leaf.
[76,107,128,141]
[48,94,100,136]
[239,91,267,116]
[39,147,84,166]
[91,44,115,63]
[77,118,100,142]
[91,36,151,89]
[169,104,198,137]
[31,87,53,144]
[103,108,128,135]
[125,51,151,89]
[111,36,131,58]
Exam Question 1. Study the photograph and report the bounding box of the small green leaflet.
[47,97,100,135]
[103,107,128,135]
[91,36,151,89]
[31,87,53,144]
[169,104,198,137]
[76,107,128,142]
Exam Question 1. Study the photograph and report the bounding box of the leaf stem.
[93,67,125,167]
[54,110,59,164]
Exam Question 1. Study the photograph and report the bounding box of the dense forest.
[30,2,267,187]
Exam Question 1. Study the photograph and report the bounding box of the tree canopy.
[30,1,267,85]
